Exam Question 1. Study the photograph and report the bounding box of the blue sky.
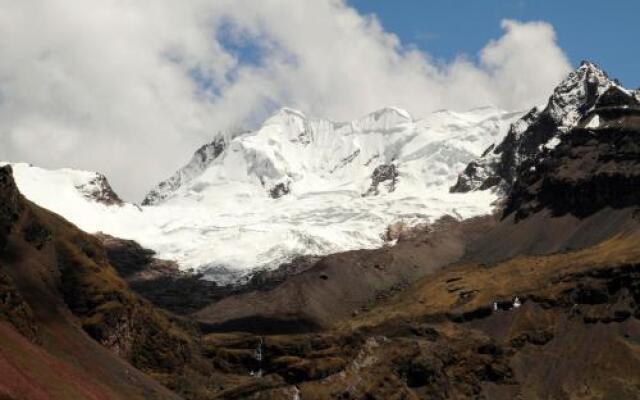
[349,0,640,88]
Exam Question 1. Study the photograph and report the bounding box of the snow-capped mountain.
[451,61,616,193]
[134,106,519,281]
[3,105,520,282]
[7,62,623,283]
[144,106,520,207]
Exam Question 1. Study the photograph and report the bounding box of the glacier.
[3,105,522,283]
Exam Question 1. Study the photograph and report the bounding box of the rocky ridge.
[143,134,229,206]
[504,84,640,220]
[451,61,615,193]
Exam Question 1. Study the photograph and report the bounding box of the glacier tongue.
[5,105,521,283]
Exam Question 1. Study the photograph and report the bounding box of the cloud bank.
[0,0,571,200]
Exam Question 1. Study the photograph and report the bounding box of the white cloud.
[0,0,571,200]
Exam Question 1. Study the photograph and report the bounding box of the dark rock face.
[596,85,639,109]
[551,262,640,324]
[330,149,361,173]
[95,233,217,314]
[195,135,226,162]
[504,87,640,220]
[0,166,23,250]
[268,181,291,199]
[98,231,322,315]
[452,61,613,194]
[96,233,179,280]
[365,163,399,196]
[451,159,498,193]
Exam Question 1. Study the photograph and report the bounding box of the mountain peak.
[75,172,124,206]
[364,106,412,121]
[579,59,604,70]
[452,62,621,193]
[356,106,412,133]
[264,107,308,126]
[575,60,611,85]
[546,61,613,129]
[133,105,516,277]
[558,61,610,91]
[554,61,610,93]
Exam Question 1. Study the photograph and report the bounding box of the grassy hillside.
[0,165,190,398]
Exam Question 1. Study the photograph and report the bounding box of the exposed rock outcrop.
[75,173,124,206]
[504,84,640,220]
[364,163,399,196]
[268,181,291,199]
[95,233,180,282]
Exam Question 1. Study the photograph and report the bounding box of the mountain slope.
[0,165,191,399]
[195,64,640,333]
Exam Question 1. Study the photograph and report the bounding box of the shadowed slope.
[0,165,182,399]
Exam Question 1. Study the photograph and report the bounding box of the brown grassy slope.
[0,321,117,400]
[38,204,195,373]
[193,227,640,399]
[194,207,637,333]
[332,230,640,399]
[0,165,184,399]
[0,165,304,400]
[352,229,640,327]
[0,165,301,400]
